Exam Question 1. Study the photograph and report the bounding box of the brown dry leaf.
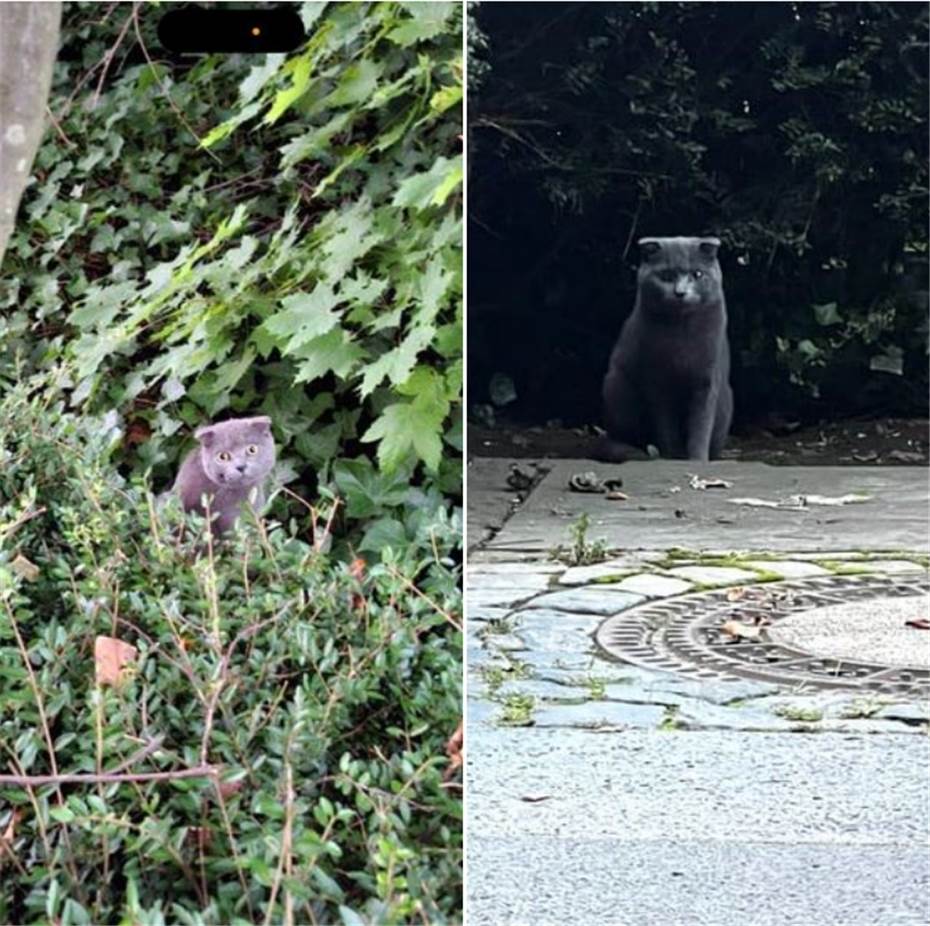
[217,777,245,800]
[10,554,39,582]
[726,587,748,602]
[1,809,20,844]
[720,619,766,643]
[443,719,463,781]
[94,635,138,687]
[187,826,212,850]
[125,419,152,446]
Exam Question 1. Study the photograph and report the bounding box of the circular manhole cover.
[594,574,930,695]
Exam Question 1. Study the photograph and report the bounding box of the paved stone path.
[466,460,930,925]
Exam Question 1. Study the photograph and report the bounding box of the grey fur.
[598,236,733,462]
[171,416,275,534]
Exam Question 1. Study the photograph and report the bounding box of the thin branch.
[0,765,218,788]
[385,565,461,632]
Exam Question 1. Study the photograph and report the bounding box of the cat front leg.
[685,384,718,461]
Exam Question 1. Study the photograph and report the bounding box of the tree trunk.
[0,1,62,266]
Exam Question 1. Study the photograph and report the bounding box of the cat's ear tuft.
[195,425,216,447]
[698,237,721,259]
[637,238,662,261]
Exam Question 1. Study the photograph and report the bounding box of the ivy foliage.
[469,2,928,421]
[0,375,462,925]
[1,1,463,541]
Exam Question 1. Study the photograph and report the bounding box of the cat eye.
[247,444,259,455]
[693,270,704,279]
[217,451,232,462]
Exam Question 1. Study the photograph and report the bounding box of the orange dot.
[251,26,261,37]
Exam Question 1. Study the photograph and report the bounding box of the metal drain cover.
[595,574,930,695]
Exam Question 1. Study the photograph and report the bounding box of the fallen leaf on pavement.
[688,474,733,490]
[888,450,925,463]
[728,493,872,510]
[905,618,930,630]
[94,635,138,687]
[720,619,768,642]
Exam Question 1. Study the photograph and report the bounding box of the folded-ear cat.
[597,236,733,462]
[171,415,276,534]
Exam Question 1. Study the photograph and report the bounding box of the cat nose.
[236,463,247,473]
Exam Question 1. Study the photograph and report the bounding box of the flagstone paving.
[466,459,930,925]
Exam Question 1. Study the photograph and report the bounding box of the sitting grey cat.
[171,416,276,534]
[598,236,733,462]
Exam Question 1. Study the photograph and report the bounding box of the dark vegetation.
[468,1,928,430]
[0,3,462,922]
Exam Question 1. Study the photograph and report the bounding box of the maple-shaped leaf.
[260,284,342,350]
[293,329,365,384]
[392,156,462,211]
[387,2,456,47]
[362,368,449,470]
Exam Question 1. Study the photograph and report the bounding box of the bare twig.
[386,565,461,632]
[0,765,218,787]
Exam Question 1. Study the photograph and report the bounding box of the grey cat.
[171,416,276,534]
[598,236,733,462]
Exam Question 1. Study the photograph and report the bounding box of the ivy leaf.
[361,399,444,472]
[260,284,342,349]
[388,3,456,47]
[293,328,365,383]
[392,156,461,211]
[357,324,435,396]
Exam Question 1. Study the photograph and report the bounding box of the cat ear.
[194,425,216,447]
[248,416,272,435]
[637,238,663,261]
[697,237,721,259]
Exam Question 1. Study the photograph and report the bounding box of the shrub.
[0,376,462,924]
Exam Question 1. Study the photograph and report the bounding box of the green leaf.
[338,906,367,926]
[332,457,411,517]
[812,302,841,325]
[388,3,456,47]
[261,284,343,350]
[361,370,449,472]
[392,156,461,211]
[360,517,408,553]
[293,328,365,383]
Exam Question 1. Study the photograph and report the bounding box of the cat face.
[196,416,275,489]
[637,237,723,309]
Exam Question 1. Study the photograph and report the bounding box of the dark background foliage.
[468,1,929,429]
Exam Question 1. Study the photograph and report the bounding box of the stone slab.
[606,573,694,597]
[742,559,830,578]
[478,460,930,554]
[521,587,645,615]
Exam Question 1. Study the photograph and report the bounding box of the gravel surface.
[770,595,930,667]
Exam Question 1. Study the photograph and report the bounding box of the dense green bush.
[469,1,928,423]
[1,1,462,538]
[0,376,462,924]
